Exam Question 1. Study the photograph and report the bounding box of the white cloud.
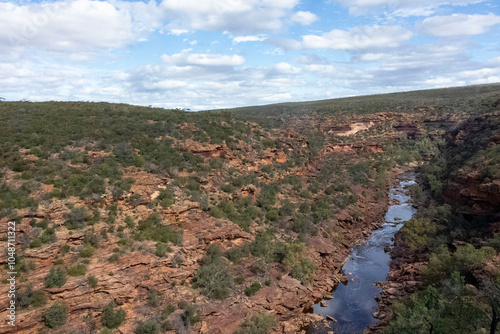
[270,25,412,50]
[334,0,487,17]
[142,79,188,90]
[123,56,309,109]
[232,35,268,43]
[161,0,299,35]
[161,52,246,67]
[420,14,500,37]
[272,62,301,74]
[290,11,318,25]
[0,0,137,52]
[304,64,337,75]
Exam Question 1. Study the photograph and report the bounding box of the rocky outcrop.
[443,171,500,216]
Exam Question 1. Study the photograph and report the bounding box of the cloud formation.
[161,0,300,35]
[270,25,412,50]
[290,11,319,25]
[420,13,500,37]
[0,0,136,52]
[0,0,498,109]
[334,0,487,16]
[161,52,246,67]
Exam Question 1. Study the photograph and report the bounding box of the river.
[306,172,417,334]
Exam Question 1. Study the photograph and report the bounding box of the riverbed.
[307,173,416,334]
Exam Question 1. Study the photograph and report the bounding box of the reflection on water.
[307,173,416,334]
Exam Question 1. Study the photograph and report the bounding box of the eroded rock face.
[443,171,500,216]
[1,112,441,334]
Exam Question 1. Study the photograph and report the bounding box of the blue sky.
[1,0,499,110]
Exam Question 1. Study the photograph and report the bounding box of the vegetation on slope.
[1,84,499,333]
[385,112,500,334]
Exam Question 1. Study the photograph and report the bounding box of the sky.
[1,0,500,110]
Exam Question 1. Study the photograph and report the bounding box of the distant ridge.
[221,83,500,123]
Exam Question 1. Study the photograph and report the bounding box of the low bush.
[16,285,47,309]
[134,319,161,334]
[102,302,126,329]
[80,244,95,258]
[234,313,276,334]
[43,302,68,328]
[65,206,90,229]
[402,218,438,252]
[194,245,234,300]
[68,264,87,276]
[108,254,120,263]
[45,267,67,288]
[425,244,496,283]
[147,289,160,307]
[180,302,200,327]
[87,275,98,288]
[135,213,183,245]
[245,283,261,296]
[155,242,169,257]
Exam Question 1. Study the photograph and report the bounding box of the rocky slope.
[368,110,500,333]
[0,86,499,334]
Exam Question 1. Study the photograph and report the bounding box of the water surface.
[307,173,416,334]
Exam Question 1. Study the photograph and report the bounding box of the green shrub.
[250,231,287,263]
[265,209,278,222]
[163,304,176,316]
[100,327,113,334]
[61,244,70,254]
[348,163,370,185]
[45,267,67,288]
[29,238,43,248]
[402,218,438,252]
[134,320,161,334]
[194,245,234,299]
[226,244,251,263]
[235,277,245,284]
[425,244,496,282]
[108,254,120,263]
[16,285,47,309]
[292,215,310,234]
[43,302,68,328]
[68,264,87,276]
[282,243,316,284]
[234,313,276,334]
[101,302,126,329]
[155,243,169,257]
[135,213,183,245]
[66,206,90,229]
[147,289,159,307]
[307,182,321,194]
[84,228,100,247]
[40,227,57,244]
[384,276,487,334]
[245,283,261,296]
[158,188,176,208]
[88,275,98,288]
[278,200,294,217]
[80,244,95,258]
[181,302,200,326]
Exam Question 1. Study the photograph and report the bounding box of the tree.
[480,280,500,334]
